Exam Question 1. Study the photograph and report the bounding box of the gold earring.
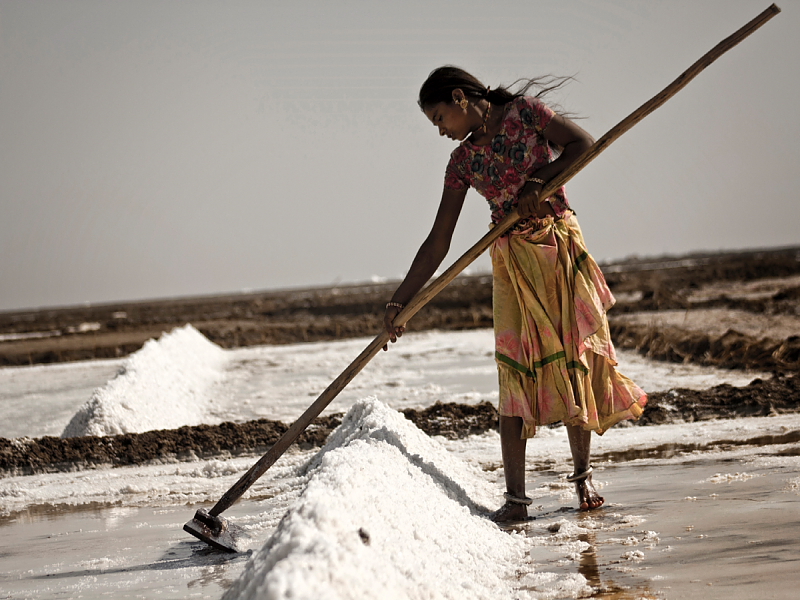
[459,98,468,109]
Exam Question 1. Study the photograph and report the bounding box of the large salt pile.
[224,398,591,600]
[62,325,227,437]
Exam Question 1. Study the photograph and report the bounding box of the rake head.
[183,508,250,553]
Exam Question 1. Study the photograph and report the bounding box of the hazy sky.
[1,0,797,311]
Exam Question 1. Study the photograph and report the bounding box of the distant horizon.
[2,242,797,315]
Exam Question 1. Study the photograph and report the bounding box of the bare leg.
[500,416,527,496]
[565,424,604,510]
[491,416,530,523]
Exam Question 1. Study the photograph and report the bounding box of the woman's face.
[423,99,471,142]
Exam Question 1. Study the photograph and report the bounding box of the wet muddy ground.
[1,246,799,474]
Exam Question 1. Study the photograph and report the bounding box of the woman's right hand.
[382,306,406,351]
[380,186,467,351]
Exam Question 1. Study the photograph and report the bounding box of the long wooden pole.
[206,4,780,518]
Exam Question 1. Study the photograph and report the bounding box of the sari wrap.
[491,213,647,438]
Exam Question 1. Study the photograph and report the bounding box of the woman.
[383,66,647,524]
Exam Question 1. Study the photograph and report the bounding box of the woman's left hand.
[382,306,406,351]
[517,180,543,218]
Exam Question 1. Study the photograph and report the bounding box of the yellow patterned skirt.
[491,213,647,438]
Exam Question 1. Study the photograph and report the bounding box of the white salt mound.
[61,325,227,437]
[224,398,591,600]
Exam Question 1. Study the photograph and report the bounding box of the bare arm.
[518,114,594,218]
[383,185,468,346]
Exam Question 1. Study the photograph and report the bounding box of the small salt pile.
[62,324,227,437]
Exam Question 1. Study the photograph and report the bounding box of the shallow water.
[1,437,797,599]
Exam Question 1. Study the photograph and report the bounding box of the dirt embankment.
[604,250,800,371]
[0,403,497,477]
[3,374,798,477]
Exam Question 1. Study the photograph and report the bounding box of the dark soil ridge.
[610,322,800,371]
[611,284,800,316]
[0,403,498,478]
[1,246,798,367]
[595,429,800,464]
[3,375,798,478]
[603,246,800,312]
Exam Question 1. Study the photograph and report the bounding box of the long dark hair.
[417,65,571,111]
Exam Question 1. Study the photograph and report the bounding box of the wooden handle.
[209,332,389,516]
[208,3,780,517]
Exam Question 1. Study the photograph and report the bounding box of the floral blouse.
[444,96,571,227]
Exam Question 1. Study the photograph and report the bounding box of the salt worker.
[383,66,647,524]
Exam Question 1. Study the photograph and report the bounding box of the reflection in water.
[0,500,125,526]
[578,532,602,587]
[187,559,238,592]
[513,512,664,599]
[577,530,660,600]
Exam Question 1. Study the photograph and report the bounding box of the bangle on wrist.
[528,177,546,186]
[386,301,405,310]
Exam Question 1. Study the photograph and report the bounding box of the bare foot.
[490,502,531,525]
[575,475,604,511]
